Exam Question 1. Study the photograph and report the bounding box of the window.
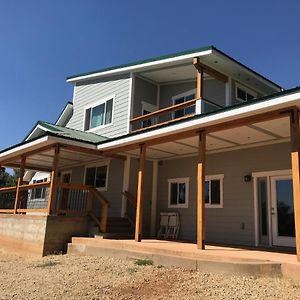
[141,101,157,128]
[31,178,48,200]
[172,91,195,119]
[84,97,114,131]
[205,175,224,208]
[168,178,189,208]
[85,163,109,190]
[235,83,256,103]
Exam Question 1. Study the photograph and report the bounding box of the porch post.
[47,145,60,215]
[193,57,203,99]
[289,109,300,261]
[14,155,26,214]
[135,144,146,242]
[197,130,206,249]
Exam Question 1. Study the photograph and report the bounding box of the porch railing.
[0,182,110,233]
[130,97,223,132]
[0,182,50,214]
[122,190,137,227]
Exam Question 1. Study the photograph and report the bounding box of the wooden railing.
[0,182,50,213]
[0,182,111,233]
[54,182,110,233]
[130,97,223,132]
[122,190,137,227]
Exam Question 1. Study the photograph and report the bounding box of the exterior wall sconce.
[244,175,252,182]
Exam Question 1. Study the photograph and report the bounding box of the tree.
[0,167,19,187]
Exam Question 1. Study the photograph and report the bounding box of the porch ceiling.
[123,116,290,160]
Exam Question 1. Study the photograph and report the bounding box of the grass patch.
[127,267,138,274]
[35,260,60,268]
[134,259,153,266]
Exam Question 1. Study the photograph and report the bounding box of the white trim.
[56,103,73,126]
[66,50,212,83]
[97,91,300,152]
[205,174,224,208]
[127,73,134,134]
[168,177,189,208]
[156,84,160,108]
[83,94,115,132]
[252,169,292,247]
[121,155,131,217]
[83,160,110,192]
[150,160,158,236]
[141,101,157,114]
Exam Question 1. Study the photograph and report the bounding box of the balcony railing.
[130,97,223,132]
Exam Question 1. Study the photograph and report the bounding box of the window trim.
[83,161,110,191]
[205,174,224,208]
[83,94,115,132]
[168,177,189,208]
[141,101,158,128]
[235,83,257,103]
[172,89,196,119]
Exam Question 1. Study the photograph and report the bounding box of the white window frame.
[205,174,224,208]
[172,89,196,119]
[83,161,110,191]
[141,101,158,128]
[235,83,257,103]
[168,177,189,208]
[83,94,115,132]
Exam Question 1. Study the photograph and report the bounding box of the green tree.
[0,167,19,187]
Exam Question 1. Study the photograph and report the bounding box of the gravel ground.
[0,249,300,300]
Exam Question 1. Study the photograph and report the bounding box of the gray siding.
[156,142,291,245]
[67,74,131,138]
[68,159,124,218]
[133,77,157,118]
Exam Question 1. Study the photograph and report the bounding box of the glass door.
[270,175,295,247]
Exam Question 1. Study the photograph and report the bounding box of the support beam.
[196,67,203,99]
[197,131,206,249]
[14,155,26,213]
[135,144,146,242]
[150,160,158,236]
[289,109,300,261]
[193,57,228,83]
[47,145,60,214]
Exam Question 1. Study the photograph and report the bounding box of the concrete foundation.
[0,214,88,256]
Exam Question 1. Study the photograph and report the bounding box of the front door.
[270,175,295,247]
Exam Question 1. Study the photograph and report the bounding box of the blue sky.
[0,0,300,150]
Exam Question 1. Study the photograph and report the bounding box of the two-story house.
[1,45,300,261]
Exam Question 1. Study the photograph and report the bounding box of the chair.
[166,213,180,240]
[157,213,169,239]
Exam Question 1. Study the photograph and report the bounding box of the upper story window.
[235,83,257,103]
[205,174,224,208]
[172,90,196,119]
[84,96,114,131]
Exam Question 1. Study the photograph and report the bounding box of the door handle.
[271,207,275,215]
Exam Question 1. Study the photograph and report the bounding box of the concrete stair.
[88,217,134,239]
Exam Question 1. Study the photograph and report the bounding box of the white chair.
[157,213,169,239]
[166,213,180,240]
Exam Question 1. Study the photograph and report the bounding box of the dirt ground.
[0,249,300,300]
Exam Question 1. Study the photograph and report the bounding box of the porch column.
[289,109,300,261]
[197,130,206,249]
[135,144,146,242]
[14,155,26,214]
[47,145,60,215]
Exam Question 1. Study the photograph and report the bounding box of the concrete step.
[67,241,283,278]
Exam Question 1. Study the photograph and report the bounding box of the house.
[0,45,300,261]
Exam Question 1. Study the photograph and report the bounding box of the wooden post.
[14,155,26,214]
[289,109,300,261]
[47,145,60,215]
[100,204,108,233]
[135,144,146,242]
[197,131,206,249]
[193,57,203,99]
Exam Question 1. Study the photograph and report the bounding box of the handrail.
[0,182,51,192]
[91,189,111,207]
[58,182,91,190]
[122,191,137,208]
[0,186,17,192]
[130,98,197,124]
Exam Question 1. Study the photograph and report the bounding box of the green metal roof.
[66,46,213,80]
[66,45,282,89]
[26,121,108,144]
